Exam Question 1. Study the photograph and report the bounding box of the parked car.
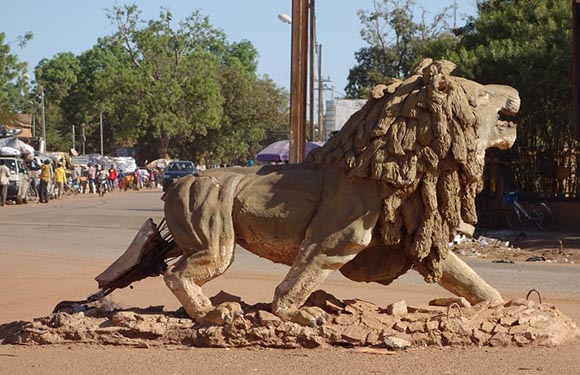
[162,160,197,191]
[0,155,31,204]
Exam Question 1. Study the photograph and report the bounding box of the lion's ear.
[412,58,433,76]
[421,60,457,84]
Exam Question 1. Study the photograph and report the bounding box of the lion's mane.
[306,59,484,282]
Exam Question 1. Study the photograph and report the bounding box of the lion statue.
[162,59,520,326]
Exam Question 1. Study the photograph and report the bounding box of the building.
[8,113,34,138]
[323,99,366,139]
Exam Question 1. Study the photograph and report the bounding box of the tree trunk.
[158,131,170,160]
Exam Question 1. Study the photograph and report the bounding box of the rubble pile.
[1,291,578,349]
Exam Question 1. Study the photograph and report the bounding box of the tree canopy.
[345,0,452,98]
[347,0,577,197]
[11,5,288,166]
[0,32,32,125]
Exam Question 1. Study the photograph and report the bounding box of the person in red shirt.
[108,167,117,192]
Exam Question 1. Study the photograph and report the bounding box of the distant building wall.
[324,99,366,139]
[6,113,34,138]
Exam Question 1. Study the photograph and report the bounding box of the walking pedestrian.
[0,160,10,206]
[88,164,96,194]
[38,160,51,203]
[108,166,117,192]
[54,163,66,199]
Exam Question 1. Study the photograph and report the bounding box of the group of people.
[29,160,162,203]
[79,164,159,194]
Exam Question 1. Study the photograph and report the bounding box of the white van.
[0,155,31,204]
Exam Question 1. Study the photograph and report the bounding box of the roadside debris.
[1,290,578,349]
[492,260,515,264]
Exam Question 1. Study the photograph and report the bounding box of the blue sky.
[2,0,477,98]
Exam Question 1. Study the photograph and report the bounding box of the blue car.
[162,160,197,191]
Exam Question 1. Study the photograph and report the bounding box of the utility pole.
[574,0,580,138]
[82,124,86,155]
[308,0,316,142]
[72,125,76,151]
[289,0,309,163]
[41,87,46,153]
[317,43,323,141]
[100,112,104,156]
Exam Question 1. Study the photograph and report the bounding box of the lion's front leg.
[271,171,382,326]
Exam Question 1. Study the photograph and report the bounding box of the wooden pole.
[289,0,309,163]
[317,43,323,141]
[309,0,316,142]
[574,0,580,139]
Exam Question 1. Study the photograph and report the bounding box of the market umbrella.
[256,140,324,163]
[146,158,170,170]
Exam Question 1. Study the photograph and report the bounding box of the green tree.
[193,40,289,166]
[345,0,452,98]
[101,5,225,161]
[34,52,81,151]
[447,0,574,195]
[31,5,290,165]
[0,32,32,125]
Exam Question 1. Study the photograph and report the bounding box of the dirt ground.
[452,228,580,264]
[1,192,580,374]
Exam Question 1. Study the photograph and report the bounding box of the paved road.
[1,190,579,300]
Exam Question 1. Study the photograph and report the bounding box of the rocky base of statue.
[1,291,578,349]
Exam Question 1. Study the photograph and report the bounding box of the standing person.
[38,160,51,203]
[134,169,141,191]
[88,164,96,194]
[54,163,67,199]
[117,169,125,191]
[108,166,117,192]
[0,160,10,207]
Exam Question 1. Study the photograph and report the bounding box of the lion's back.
[163,164,327,264]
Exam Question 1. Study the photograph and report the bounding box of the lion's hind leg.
[414,251,504,305]
[163,173,243,324]
[164,250,241,324]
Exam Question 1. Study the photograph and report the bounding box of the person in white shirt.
[0,160,11,207]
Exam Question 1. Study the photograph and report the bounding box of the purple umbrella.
[256,140,324,162]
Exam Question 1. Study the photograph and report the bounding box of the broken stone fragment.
[429,297,471,308]
[306,290,346,313]
[386,300,408,316]
[255,310,282,327]
[392,320,408,332]
[505,298,535,308]
[382,336,411,350]
[425,320,440,331]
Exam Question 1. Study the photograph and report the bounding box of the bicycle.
[503,191,554,231]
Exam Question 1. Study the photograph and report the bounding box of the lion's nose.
[501,94,521,115]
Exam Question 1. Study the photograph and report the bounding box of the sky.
[2,0,478,99]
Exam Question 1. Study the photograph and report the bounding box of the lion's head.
[307,59,520,282]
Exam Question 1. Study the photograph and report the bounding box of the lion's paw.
[284,306,329,327]
[198,302,244,325]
